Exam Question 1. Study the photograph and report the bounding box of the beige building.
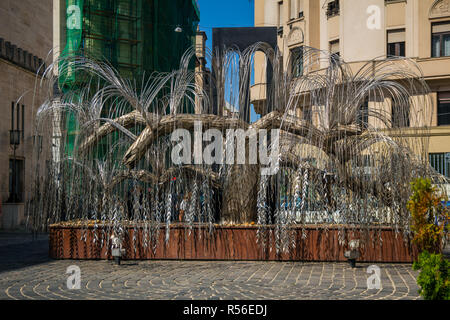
[195,28,212,115]
[0,0,53,229]
[253,0,450,181]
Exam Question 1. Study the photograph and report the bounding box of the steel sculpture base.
[49,223,418,262]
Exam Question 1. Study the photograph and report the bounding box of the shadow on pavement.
[0,233,51,274]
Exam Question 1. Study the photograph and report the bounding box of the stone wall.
[0,0,53,60]
[0,0,52,229]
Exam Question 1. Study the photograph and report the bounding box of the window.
[391,101,410,128]
[298,0,304,18]
[326,0,340,18]
[278,1,284,27]
[290,46,303,77]
[329,40,340,58]
[9,159,24,203]
[289,0,296,20]
[429,153,450,178]
[387,29,405,57]
[303,106,312,122]
[438,92,450,126]
[357,98,369,128]
[432,22,450,57]
[289,0,303,20]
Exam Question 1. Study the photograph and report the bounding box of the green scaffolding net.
[59,0,200,156]
[60,0,199,85]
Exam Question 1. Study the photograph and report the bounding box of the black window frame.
[387,29,406,57]
[387,42,405,57]
[438,92,450,126]
[290,46,304,78]
[431,22,450,58]
[357,98,369,128]
[329,39,340,59]
[429,153,450,178]
[326,0,340,18]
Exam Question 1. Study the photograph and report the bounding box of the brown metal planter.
[49,224,418,262]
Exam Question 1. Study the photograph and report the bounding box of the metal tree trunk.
[221,164,259,224]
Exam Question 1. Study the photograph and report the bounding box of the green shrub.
[407,178,449,253]
[412,251,450,300]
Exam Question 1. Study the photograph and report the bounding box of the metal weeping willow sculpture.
[27,44,448,256]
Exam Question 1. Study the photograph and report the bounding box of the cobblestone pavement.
[0,233,421,300]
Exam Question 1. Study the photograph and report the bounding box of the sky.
[196,0,260,121]
[197,0,255,51]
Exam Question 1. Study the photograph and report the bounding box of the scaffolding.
[60,0,200,85]
[82,0,142,79]
[59,0,200,156]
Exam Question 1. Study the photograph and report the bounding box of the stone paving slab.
[0,232,421,300]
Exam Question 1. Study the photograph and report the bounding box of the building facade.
[0,0,53,229]
[52,0,201,158]
[253,0,450,182]
[54,0,200,84]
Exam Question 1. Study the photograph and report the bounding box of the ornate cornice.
[0,37,46,76]
[430,0,450,19]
